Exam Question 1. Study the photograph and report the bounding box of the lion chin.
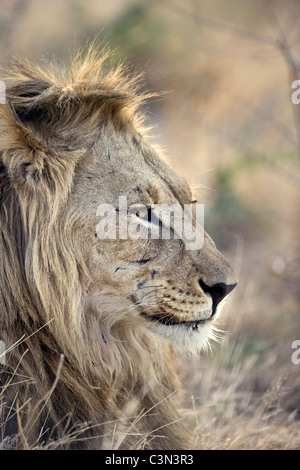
[150,320,219,356]
[0,45,237,450]
[146,313,221,356]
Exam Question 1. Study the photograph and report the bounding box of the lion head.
[0,47,237,449]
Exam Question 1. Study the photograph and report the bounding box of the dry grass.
[1,0,300,450]
[178,311,300,450]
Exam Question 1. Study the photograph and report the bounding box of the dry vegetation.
[0,0,300,450]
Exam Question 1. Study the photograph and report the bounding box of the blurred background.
[1,0,299,449]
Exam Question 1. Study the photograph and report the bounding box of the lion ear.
[6,80,50,121]
[0,97,48,185]
[0,96,85,193]
[1,79,75,187]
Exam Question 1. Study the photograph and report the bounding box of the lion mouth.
[142,313,207,330]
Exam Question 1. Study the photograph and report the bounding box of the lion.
[0,46,237,450]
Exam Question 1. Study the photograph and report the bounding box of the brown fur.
[0,46,236,449]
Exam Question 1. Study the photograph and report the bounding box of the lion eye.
[136,207,152,222]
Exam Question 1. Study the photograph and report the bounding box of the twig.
[163,88,300,188]
[162,1,277,46]
[158,1,300,162]
[268,10,300,158]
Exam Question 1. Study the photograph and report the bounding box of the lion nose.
[199,279,237,314]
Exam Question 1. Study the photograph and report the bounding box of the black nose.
[199,279,237,315]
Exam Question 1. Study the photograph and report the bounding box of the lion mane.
[0,47,191,450]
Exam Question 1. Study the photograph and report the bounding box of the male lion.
[0,47,237,449]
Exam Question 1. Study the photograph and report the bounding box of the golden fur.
[0,46,236,449]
